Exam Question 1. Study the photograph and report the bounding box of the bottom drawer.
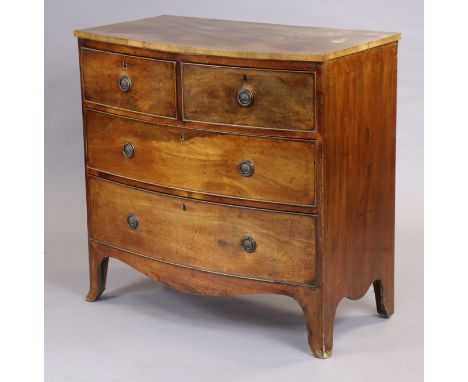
[88,177,317,285]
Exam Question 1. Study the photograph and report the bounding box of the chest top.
[74,15,400,62]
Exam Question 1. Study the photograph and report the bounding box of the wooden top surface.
[74,15,400,62]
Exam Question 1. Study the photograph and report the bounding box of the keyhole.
[179,133,185,141]
[243,74,248,81]
[122,61,128,69]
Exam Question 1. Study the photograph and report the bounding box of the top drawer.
[181,63,316,131]
[80,48,177,118]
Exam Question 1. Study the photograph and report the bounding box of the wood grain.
[86,110,316,206]
[89,177,317,285]
[74,15,400,62]
[182,63,315,131]
[81,47,176,117]
[316,42,398,353]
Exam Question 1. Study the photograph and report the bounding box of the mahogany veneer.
[75,15,400,358]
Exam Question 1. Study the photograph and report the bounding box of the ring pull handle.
[122,142,135,158]
[237,88,253,107]
[239,160,254,177]
[127,214,139,230]
[240,236,256,253]
[119,75,131,92]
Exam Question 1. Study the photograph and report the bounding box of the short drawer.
[89,177,317,285]
[181,63,316,131]
[80,48,176,117]
[86,111,316,206]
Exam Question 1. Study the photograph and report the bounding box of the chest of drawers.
[74,15,400,358]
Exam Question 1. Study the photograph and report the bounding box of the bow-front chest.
[74,15,400,358]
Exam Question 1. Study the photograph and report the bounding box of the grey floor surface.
[45,173,423,382]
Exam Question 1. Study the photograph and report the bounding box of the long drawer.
[80,48,176,118]
[86,110,316,206]
[88,177,317,285]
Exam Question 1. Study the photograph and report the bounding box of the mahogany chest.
[74,15,400,358]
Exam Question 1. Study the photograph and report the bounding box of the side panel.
[322,43,397,311]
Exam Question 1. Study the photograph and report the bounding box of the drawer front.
[181,63,315,131]
[81,48,176,117]
[86,111,316,206]
[89,177,316,285]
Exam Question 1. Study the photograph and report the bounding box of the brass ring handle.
[119,75,131,92]
[239,160,254,177]
[237,88,253,107]
[241,236,256,253]
[127,214,139,230]
[122,142,135,158]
